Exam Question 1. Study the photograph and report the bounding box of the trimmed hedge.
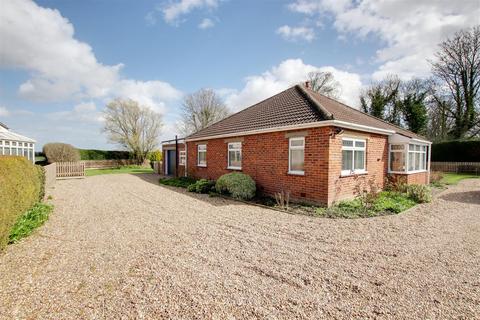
[78,149,131,160]
[43,143,80,163]
[0,156,44,250]
[432,140,480,162]
[215,172,256,200]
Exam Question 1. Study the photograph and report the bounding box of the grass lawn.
[440,173,480,185]
[86,166,153,176]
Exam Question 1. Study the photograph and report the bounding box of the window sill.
[340,171,368,177]
[389,170,427,175]
[288,171,305,176]
[227,166,242,170]
[197,164,207,168]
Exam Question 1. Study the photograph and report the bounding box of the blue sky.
[0,0,478,149]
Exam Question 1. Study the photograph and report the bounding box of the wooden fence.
[82,159,137,169]
[43,163,56,188]
[56,161,85,178]
[431,162,480,174]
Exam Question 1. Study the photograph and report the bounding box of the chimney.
[305,81,310,88]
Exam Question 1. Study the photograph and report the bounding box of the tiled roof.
[186,84,428,141]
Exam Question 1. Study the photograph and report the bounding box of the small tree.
[360,75,401,124]
[103,99,163,164]
[43,143,80,163]
[307,71,340,98]
[398,79,429,134]
[179,88,230,136]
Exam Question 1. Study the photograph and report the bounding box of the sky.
[0,0,478,150]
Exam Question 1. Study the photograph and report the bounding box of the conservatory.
[0,122,36,163]
[388,134,431,174]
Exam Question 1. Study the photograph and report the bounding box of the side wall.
[161,143,185,177]
[327,130,389,205]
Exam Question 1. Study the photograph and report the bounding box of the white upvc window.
[227,142,242,170]
[288,137,305,175]
[179,150,186,166]
[197,144,207,167]
[341,138,366,176]
[407,144,427,172]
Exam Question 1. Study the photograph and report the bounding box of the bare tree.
[430,26,480,138]
[103,99,162,164]
[360,75,401,124]
[307,71,340,98]
[179,88,230,135]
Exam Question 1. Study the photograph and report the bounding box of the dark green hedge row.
[78,149,131,160]
[431,140,480,162]
[0,156,45,250]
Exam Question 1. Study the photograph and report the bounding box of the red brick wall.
[186,127,426,206]
[391,172,429,185]
[327,130,389,205]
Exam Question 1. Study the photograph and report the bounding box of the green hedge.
[0,156,44,250]
[431,140,480,162]
[78,149,132,160]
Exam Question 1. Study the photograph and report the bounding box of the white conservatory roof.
[0,123,36,143]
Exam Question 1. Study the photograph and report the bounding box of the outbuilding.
[0,122,36,163]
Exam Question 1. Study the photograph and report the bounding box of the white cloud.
[162,0,219,24]
[0,106,10,117]
[224,59,362,111]
[46,102,103,123]
[276,25,315,42]
[0,0,182,113]
[287,0,480,80]
[198,18,215,29]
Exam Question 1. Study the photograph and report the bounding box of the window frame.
[179,150,186,166]
[227,142,242,170]
[341,138,367,176]
[388,142,428,174]
[288,137,305,175]
[197,144,207,167]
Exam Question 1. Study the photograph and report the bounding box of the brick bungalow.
[164,83,431,206]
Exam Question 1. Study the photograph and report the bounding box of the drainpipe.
[184,140,188,177]
[175,135,179,178]
[427,144,431,184]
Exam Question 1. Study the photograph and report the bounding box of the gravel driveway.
[1,174,479,319]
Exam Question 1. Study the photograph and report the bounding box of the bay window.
[341,138,366,175]
[228,142,242,169]
[389,143,427,173]
[289,137,304,174]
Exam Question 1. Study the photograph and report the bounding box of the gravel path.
[1,174,479,319]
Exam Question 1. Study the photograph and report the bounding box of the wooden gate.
[56,162,85,178]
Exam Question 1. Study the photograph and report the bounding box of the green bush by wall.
[78,149,131,160]
[431,140,480,162]
[0,156,44,250]
[215,172,256,200]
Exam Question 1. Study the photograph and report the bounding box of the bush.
[404,184,432,203]
[8,203,53,244]
[78,149,131,160]
[43,143,80,163]
[215,172,256,200]
[373,192,416,213]
[159,176,197,188]
[0,156,43,250]
[432,140,480,162]
[148,150,162,162]
[187,179,216,194]
[35,165,46,201]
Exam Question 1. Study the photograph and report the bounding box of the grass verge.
[440,173,479,185]
[9,203,53,244]
[86,165,153,176]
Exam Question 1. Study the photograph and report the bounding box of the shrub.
[78,149,131,160]
[404,184,432,203]
[148,150,162,162]
[8,203,53,244]
[35,165,46,201]
[159,176,197,188]
[432,140,480,162]
[373,192,416,213]
[215,172,256,200]
[43,143,80,163]
[0,156,43,250]
[187,179,216,194]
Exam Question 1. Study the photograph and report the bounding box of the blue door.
[167,150,176,176]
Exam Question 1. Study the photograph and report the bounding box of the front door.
[167,150,176,176]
